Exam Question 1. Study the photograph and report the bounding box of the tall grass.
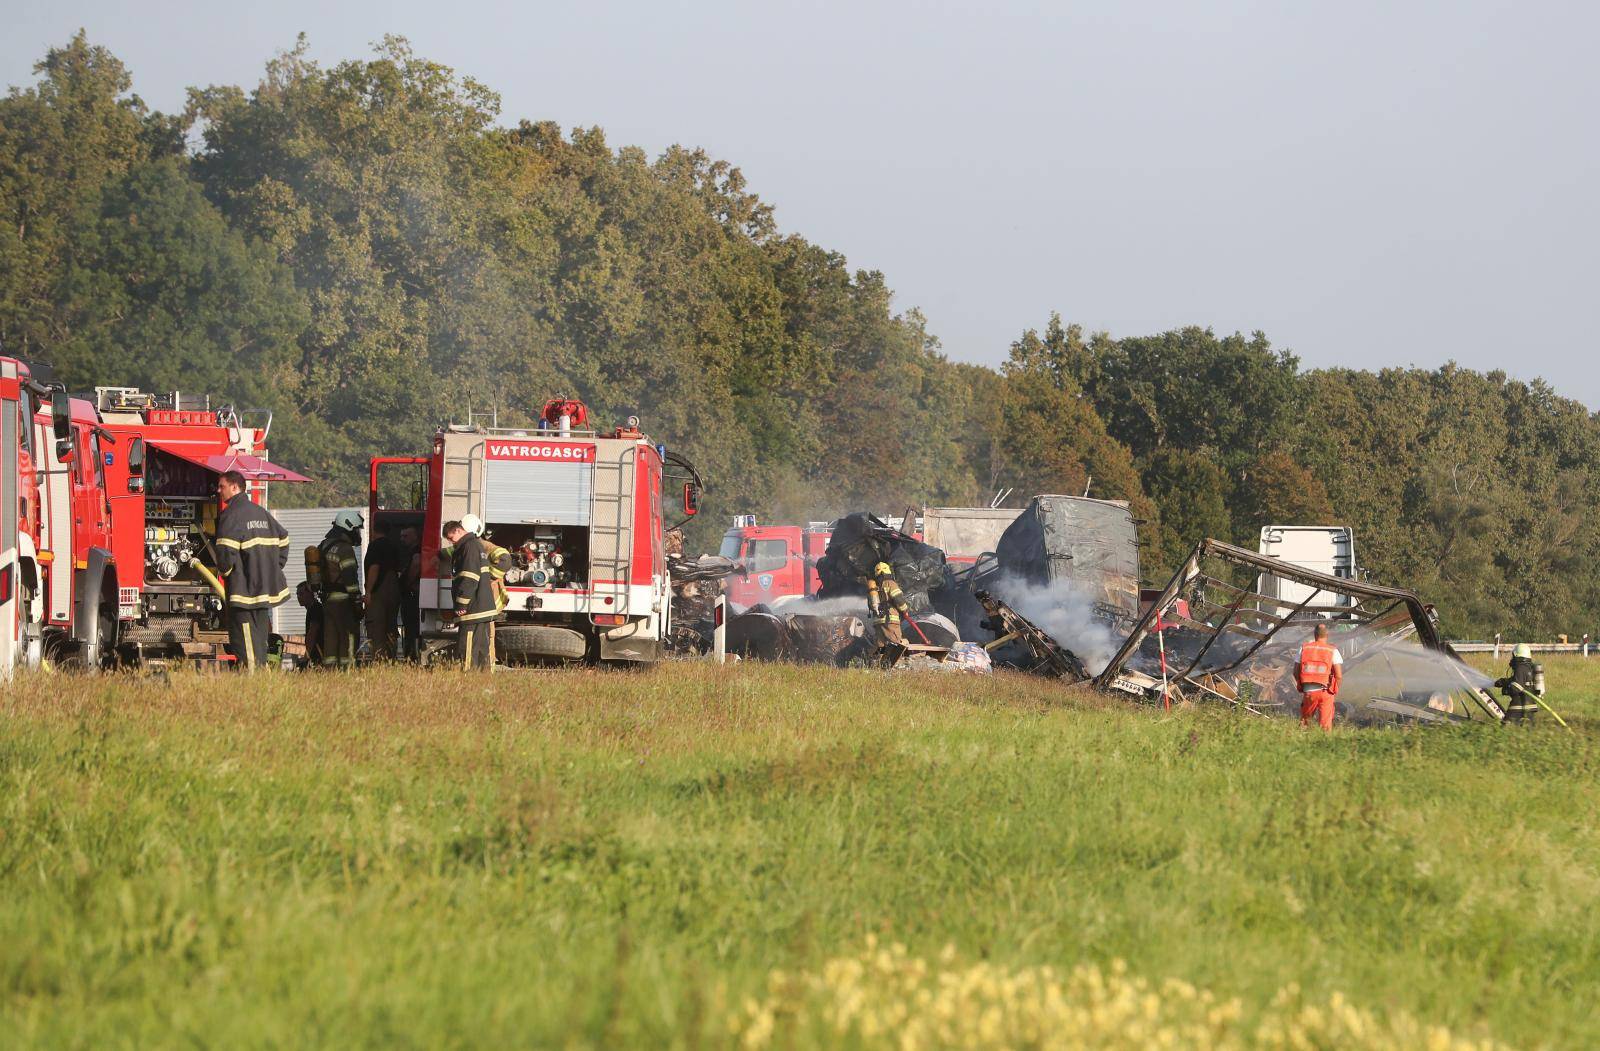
[2,656,1596,1048]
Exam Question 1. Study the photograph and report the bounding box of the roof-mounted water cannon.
[539,397,588,437]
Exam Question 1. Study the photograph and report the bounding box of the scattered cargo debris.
[974,590,1089,680]
[815,512,952,610]
[726,604,866,664]
[1094,539,1508,722]
[665,553,740,655]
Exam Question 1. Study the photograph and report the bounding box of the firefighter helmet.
[333,510,364,533]
[1513,643,1532,660]
[460,513,484,535]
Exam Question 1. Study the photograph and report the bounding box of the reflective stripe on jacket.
[216,495,291,608]
[1296,640,1338,691]
[452,534,500,623]
[319,533,361,602]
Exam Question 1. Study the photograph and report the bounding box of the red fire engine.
[1,357,122,675]
[93,386,309,663]
[371,399,696,665]
[718,517,833,607]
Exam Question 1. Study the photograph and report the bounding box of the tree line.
[3,34,1595,638]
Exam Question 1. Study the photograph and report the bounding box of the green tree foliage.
[2,35,1597,636]
[993,316,1158,547]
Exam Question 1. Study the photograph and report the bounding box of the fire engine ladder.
[441,441,486,522]
[588,446,636,624]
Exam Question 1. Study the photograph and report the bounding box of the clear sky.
[7,1,1597,407]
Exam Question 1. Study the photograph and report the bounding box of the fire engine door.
[35,417,73,625]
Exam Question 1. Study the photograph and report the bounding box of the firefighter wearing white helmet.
[318,509,364,669]
[1494,643,1545,724]
[457,513,512,658]
[442,517,498,669]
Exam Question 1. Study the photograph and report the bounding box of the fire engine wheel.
[494,625,589,664]
[60,602,116,673]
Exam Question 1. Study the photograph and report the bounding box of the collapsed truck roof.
[1095,538,1506,723]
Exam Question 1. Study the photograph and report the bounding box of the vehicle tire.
[494,624,588,663]
[68,601,116,673]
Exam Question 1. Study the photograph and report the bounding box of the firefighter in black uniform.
[319,510,364,668]
[444,517,498,668]
[863,554,913,666]
[1495,643,1545,725]
[215,470,291,670]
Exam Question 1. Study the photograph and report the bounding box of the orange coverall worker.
[1296,636,1344,730]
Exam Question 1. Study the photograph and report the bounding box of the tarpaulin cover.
[814,512,953,610]
[148,443,311,482]
[994,495,1140,628]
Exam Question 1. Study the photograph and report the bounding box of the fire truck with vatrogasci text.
[370,398,699,665]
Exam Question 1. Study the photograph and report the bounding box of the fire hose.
[191,561,228,603]
[1505,679,1572,732]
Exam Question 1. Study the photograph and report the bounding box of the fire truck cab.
[1,358,121,675]
[372,399,683,665]
[719,517,832,608]
[93,386,308,663]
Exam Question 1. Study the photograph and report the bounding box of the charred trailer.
[93,387,310,665]
[373,400,691,666]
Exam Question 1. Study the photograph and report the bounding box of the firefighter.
[214,470,290,671]
[863,556,912,665]
[1295,621,1344,731]
[444,517,498,669]
[481,527,512,664]
[362,522,403,660]
[1495,643,1545,725]
[318,510,364,669]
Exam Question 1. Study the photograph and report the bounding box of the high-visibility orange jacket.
[1296,639,1342,694]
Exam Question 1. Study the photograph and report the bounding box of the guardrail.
[1450,639,1591,656]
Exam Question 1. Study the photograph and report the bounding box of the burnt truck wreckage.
[1093,539,1511,724]
[991,495,1142,634]
[689,499,1514,727]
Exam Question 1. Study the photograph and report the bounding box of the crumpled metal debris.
[815,512,953,611]
[1095,538,1508,723]
[666,554,741,655]
[973,589,1090,680]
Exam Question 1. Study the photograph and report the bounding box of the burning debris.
[1093,539,1509,724]
[974,591,1089,679]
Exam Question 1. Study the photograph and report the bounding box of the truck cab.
[719,517,831,608]
[1257,525,1358,615]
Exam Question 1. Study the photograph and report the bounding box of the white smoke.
[1335,629,1494,704]
[768,594,872,618]
[990,574,1125,674]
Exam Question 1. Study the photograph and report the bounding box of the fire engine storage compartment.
[425,426,667,665]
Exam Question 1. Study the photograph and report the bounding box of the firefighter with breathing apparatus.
[317,510,364,669]
[1495,643,1545,725]
[444,515,500,669]
[863,552,912,665]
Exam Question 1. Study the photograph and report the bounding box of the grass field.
[3,655,1598,1048]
